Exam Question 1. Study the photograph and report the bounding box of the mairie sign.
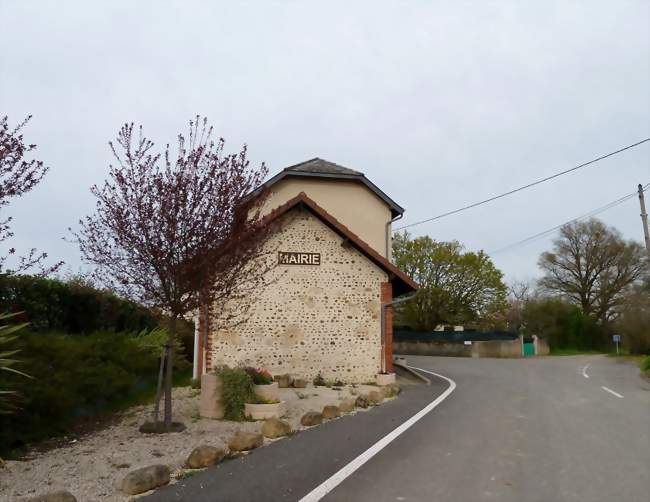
[278,251,321,266]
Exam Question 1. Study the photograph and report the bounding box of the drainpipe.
[192,312,199,380]
[380,292,417,373]
[385,213,403,262]
[203,302,210,374]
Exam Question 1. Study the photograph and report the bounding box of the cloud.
[1,1,648,281]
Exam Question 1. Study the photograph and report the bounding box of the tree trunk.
[152,345,166,425]
[164,315,177,430]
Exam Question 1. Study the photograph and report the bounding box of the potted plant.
[245,367,278,401]
[244,395,286,420]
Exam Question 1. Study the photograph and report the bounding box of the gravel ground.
[0,383,381,501]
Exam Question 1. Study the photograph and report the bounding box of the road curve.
[323,355,650,502]
[146,355,649,502]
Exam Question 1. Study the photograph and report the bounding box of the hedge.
[0,274,159,334]
[0,328,191,453]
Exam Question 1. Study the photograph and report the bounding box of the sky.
[1,1,649,285]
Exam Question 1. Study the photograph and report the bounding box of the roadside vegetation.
[507,220,649,367]
[641,356,650,379]
[393,219,649,369]
[0,275,192,456]
[393,232,508,330]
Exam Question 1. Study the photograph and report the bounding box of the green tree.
[392,232,507,331]
[616,283,650,354]
[523,297,603,351]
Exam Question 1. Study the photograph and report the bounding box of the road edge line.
[601,386,624,398]
[298,366,456,502]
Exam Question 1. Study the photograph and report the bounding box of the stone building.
[193,158,417,383]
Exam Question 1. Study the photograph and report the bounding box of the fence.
[393,330,549,358]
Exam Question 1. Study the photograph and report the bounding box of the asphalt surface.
[146,356,650,502]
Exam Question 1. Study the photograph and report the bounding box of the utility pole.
[639,184,650,252]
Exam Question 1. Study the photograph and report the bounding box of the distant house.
[193,158,417,383]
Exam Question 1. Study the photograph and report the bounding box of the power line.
[395,138,650,231]
[488,183,650,255]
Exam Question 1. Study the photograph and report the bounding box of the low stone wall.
[393,341,473,357]
[394,338,523,358]
[535,337,550,356]
[473,339,522,358]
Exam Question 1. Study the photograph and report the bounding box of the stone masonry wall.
[209,207,387,383]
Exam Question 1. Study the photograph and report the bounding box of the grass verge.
[549,348,605,356]
[641,356,650,379]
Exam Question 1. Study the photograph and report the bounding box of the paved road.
[146,356,649,502]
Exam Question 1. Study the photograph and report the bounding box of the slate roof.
[284,158,363,176]
[262,192,418,296]
[259,158,404,217]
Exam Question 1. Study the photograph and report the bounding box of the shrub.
[244,366,273,385]
[313,372,326,387]
[0,328,190,453]
[616,288,650,355]
[216,366,253,421]
[0,274,159,334]
[0,313,31,414]
[641,356,650,379]
[523,298,605,351]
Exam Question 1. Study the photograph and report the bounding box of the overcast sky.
[1,1,649,284]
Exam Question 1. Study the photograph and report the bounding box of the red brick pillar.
[381,282,394,373]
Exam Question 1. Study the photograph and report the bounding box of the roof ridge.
[260,192,418,295]
[283,158,363,176]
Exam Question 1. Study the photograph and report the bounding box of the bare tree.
[538,218,648,322]
[76,117,273,430]
[509,279,532,303]
[0,115,61,274]
[506,279,533,332]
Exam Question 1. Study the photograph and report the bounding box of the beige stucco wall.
[209,207,387,383]
[262,177,393,258]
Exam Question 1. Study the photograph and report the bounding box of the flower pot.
[244,401,285,420]
[375,373,396,387]
[254,382,279,401]
[200,373,224,419]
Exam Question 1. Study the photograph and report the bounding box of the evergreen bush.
[0,274,159,334]
[0,328,191,453]
[215,366,253,421]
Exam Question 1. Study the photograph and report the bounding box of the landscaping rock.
[275,374,294,388]
[262,417,292,438]
[185,445,226,469]
[339,398,356,413]
[382,383,401,398]
[292,378,308,388]
[121,464,170,495]
[355,395,369,408]
[26,490,77,502]
[228,431,264,451]
[300,411,323,426]
[367,390,384,405]
[322,405,340,419]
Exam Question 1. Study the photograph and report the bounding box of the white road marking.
[581,364,590,379]
[601,386,624,399]
[298,366,456,502]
